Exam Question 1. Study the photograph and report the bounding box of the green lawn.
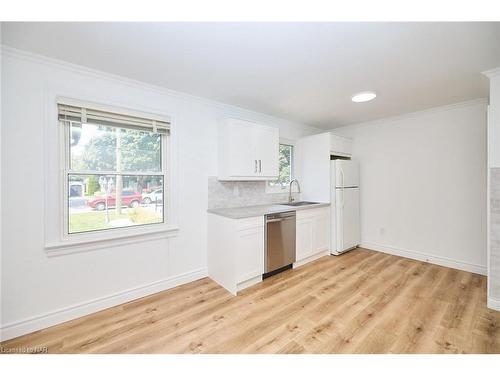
[69,208,162,233]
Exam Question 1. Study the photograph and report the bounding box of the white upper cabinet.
[255,125,279,177]
[227,121,257,177]
[296,132,353,203]
[330,133,353,157]
[218,118,279,180]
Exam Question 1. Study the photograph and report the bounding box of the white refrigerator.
[330,160,360,254]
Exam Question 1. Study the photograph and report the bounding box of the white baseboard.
[488,297,500,311]
[361,241,487,276]
[293,250,330,269]
[0,268,207,342]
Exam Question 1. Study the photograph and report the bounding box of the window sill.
[44,224,179,257]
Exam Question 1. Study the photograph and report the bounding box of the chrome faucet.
[289,179,301,203]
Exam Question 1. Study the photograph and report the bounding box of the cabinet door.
[236,226,264,283]
[227,121,258,177]
[313,209,330,253]
[256,126,279,177]
[330,134,352,156]
[296,217,314,261]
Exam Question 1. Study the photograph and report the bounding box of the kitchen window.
[59,103,170,235]
[267,142,294,192]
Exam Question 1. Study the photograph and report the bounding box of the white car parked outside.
[142,189,163,204]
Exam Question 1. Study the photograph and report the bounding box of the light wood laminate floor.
[2,248,499,353]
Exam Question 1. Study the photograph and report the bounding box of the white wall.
[485,68,500,311]
[335,100,488,274]
[0,24,3,338]
[488,72,500,168]
[0,47,320,340]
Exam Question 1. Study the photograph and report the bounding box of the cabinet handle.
[259,159,262,173]
[254,160,258,173]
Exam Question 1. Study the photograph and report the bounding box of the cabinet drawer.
[296,206,330,220]
[236,216,264,231]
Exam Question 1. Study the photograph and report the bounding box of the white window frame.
[266,139,295,194]
[45,97,179,256]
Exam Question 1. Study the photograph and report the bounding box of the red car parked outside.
[87,191,142,211]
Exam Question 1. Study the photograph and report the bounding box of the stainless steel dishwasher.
[264,211,296,278]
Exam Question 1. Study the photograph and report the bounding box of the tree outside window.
[268,143,294,191]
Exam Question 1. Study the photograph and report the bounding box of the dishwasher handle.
[266,212,296,222]
[266,218,284,223]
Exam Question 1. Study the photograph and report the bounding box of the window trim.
[44,96,179,256]
[45,223,179,257]
[62,104,170,237]
[265,139,295,194]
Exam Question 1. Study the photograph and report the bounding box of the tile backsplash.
[208,176,299,209]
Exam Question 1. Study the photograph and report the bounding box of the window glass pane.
[70,123,117,171]
[68,174,164,234]
[70,123,161,173]
[269,144,293,188]
[120,129,162,173]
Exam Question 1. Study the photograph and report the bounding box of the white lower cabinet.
[313,208,330,251]
[296,216,314,260]
[208,214,264,295]
[236,225,264,283]
[207,207,330,294]
[295,207,330,264]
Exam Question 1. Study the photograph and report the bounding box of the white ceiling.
[2,22,500,129]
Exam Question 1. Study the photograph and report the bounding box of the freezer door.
[335,160,359,188]
[335,187,360,252]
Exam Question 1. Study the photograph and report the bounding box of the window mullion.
[67,170,164,176]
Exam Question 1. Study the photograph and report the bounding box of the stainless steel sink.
[283,201,320,207]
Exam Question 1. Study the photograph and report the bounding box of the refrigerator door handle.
[340,167,345,208]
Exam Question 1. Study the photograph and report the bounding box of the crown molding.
[483,66,500,79]
[332,97,488,133]
[0,44,323,134]
[3,44,486,135]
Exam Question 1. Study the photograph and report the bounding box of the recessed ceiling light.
[351,91,377,103]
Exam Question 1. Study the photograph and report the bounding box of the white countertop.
[207,202,330,219]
